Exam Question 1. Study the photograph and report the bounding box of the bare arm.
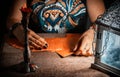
[86,0,105,23]
[6,0,42,29]
[6,0,48,50]
[73,0,105,56]
[6,0,25,29]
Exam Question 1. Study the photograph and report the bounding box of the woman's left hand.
[73,27,95,56]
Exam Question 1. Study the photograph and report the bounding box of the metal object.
[20,0,38,73]
[91,0,120,76]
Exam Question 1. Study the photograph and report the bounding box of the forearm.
[6,0,25,29]
[86,0,105,23]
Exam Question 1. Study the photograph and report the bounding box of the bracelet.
[9,23,22,37]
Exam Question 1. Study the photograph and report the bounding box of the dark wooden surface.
[0,39,110,77]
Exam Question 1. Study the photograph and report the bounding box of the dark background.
[0,0,13,51]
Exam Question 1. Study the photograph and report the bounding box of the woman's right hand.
[12,25,48,50]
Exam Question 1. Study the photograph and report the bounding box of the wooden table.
[6,33,81,57]
[0,33,110,77]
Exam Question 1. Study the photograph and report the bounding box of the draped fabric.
[30,0,86,33]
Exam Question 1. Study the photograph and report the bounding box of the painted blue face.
[32,0,86,33]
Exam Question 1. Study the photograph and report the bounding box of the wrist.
[89,23,97,31]
[9,23,22,37]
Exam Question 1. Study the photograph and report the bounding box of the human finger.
[29,45,35,50]
[78,36,89,55]
[73,36,87,55]
[28,35,44,49]
[28,29,48,48]
[73,35,83,52]
[29,40,42,49]
[81,43,91,56]
[86,47,93,56]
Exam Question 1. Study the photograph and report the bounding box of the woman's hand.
[73,28,95,56]
[12,25,48,50]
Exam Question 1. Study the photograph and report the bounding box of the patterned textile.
[31,0,86,33]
